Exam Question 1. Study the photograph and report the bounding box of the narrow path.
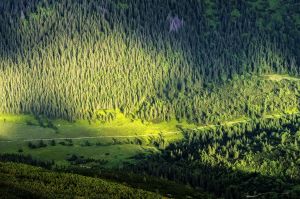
[0,112,298,143]
[0,131,180,143]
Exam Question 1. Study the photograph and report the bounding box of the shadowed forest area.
[0,0,300,198]
[0,0,299,122]
[129,114,300,198]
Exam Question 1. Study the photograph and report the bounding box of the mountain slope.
[0,162,161,199]
[0,0,299,122]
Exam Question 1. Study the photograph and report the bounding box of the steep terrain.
[0,0,300,198]
[0,0,299,122]
[0,162,161,199]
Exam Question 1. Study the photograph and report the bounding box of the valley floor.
[0,108,298,168]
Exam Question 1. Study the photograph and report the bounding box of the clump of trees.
[66,154,108,165]
[0,154,54,169]
[28,140,47,149]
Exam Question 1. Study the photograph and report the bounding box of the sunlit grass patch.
[263,74,300,81]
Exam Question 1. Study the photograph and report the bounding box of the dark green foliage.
[28,140,47,149]
[35,115,59,131]
[0,162,160,199]
[58,141,66,146]
[0,0,299,122]
[0,1,300,198]
[66,154,108,165]
[38,140,47,148]
[0,154,54,169]
[27,142,36,149]
[26,121,35,126]
[49,139,56,146]
[64,139,73,146]
[62,165,213,199]
[81,140,92,147]
[129,114,300,198]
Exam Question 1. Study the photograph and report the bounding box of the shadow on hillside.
[0,183,40,199]
[126,151,300,199]
[0,0,298,123]
[0,0,296,76]
[0,2,299,196]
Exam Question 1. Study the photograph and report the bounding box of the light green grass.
[263,74,300,82]
[222,116,250,126]
[0,122,55,140]
[0,140,157,168]
[0,114,36,124]
[0,112,189,168]
[0,112,192,140]
[0,107,299,168]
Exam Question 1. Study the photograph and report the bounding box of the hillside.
[0,162,161,199]
[0,0,300,198]
[132,113,300,198]
[0,0,299,122]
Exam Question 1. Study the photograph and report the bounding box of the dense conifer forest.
[0,0,300,198]
[0,162,161,198]
[130,114,300,198]
[0,0,299,122]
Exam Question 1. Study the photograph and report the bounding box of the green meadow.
[1,87,298,169]
[0,112,190,167]
[1,0,300,197]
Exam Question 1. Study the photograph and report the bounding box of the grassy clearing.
[188,109,299,133]
[0,112,192,140]
[0,140,157,168]
[0,107,298,168]
[263,74,300,82]
[0,113,189,168]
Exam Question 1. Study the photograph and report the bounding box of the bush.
[38,140,47,148]
[59,141,66,146]
[81,140,91,147]
[50,140,56,146]
[65,139,73,146]
[28,142,36,149]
